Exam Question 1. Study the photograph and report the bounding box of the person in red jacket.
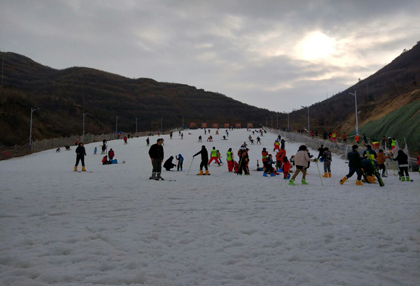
[273,140,280,151]
[282,156,291,179]
[261,148,268,163]
[275,147,286,171]
[108,148,115,160]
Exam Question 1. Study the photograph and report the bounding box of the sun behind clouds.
[298,31,336,60]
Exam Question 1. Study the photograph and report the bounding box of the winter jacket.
[261,150,268,162]
[322,151,332,163]
[376,152,389,165]
[347,150,362,168]
[193,148,209,162]
[393,150,408,166]
[149,143,164,160]
[282,161,291,172]
[294,150,311,167]
[276,149,286,162]
[363,148,377,159]
[75,146,86,157]
[163,156,176,170]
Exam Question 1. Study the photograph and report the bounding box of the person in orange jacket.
[275,147,286,171]
[282,156,291,179]
[376,149,390,177]
[354,134,360,144]
[273,139,280,151]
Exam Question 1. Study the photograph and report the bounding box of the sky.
[1,0,419,112]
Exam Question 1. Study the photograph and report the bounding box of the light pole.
[301,106,309,133]
[345,91,359,135]
[29,107,39,150]
[284,111,290,131]
[276,113,278,128]
[82,113,88,142]
[116,116,118,134]
[135,118,138,134]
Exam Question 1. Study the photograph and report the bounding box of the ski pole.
[187,157,194,175]
[316,161,324,186]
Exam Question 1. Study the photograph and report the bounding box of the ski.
[76,171,93,173]
[366,151,385,187]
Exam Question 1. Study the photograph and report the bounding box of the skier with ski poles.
[193,145,210,175]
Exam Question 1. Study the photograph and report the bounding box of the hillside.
[0,53,278,146]
[1,41,420,151]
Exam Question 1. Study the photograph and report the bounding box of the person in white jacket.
[289,145,317,186]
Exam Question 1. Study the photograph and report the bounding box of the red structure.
[189,122,197,128]
[201,123,208,128]
[235,123,242,128]
[223,123,230,128]
[212,123,219,128]
[247,123,253,128]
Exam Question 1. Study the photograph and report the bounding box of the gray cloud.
[1,0,419,112]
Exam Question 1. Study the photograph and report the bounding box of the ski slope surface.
[1,129,419,286]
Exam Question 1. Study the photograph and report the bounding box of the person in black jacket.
[148,138,164,180]
[163,156,176,171]
[74,142,87,172]
[340,145,363,185]
[193,145,209,175]
[393,149,410,181]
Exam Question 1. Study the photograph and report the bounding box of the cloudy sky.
[1,0,419,112]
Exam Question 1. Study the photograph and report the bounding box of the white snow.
[0,129,419,286]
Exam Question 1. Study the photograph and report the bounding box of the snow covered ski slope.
[1,129,419,285]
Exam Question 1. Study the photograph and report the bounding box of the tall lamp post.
[284,111,290,131]
[29,107,39,150]
[82,113,87,142]
[301,106,309,133]
[345,91,359,135]
[116,116,118,134]
[135,118,138,134]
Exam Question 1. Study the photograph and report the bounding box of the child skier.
[376,149,390,177]
[321,147,332,178]
[176,154,184,171]
[263,154,276,177]
[208,147,221,165]
[282,156,291,179]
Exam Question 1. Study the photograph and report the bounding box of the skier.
[256,136,261,144]
[94,147,97,155]
[176,154,184,171]
[208,147,221,166]
[74,142,87,172]
[108,148,115,160]
[376,149,390,177]
[280,139,285,149]
[124,136,128,144]
[263,154,276,177]
[342,133,347,143]
[226,148,234,172]
[393,149,410,181]
[275,147,286,171]
[317,145,325,160]
[361,158,377,183]
[261,148,269,164]
[146,137,150,147]
[101,144,107,154]
[355,134,360,144]
[321,147,332,178]
[340,145,364,185]
[273,139,280,152]
[148,138,164,180]
[193,145,210,175]
[216,150,223,164]
[282,156,291,180]
[198,135,202,142]
[289,145,316,186]
[363,145,377,160]
[163,156,176,171]
[102,155,111,165]
[237,146,249,175]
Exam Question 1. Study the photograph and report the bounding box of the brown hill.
[1,41,419,150]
